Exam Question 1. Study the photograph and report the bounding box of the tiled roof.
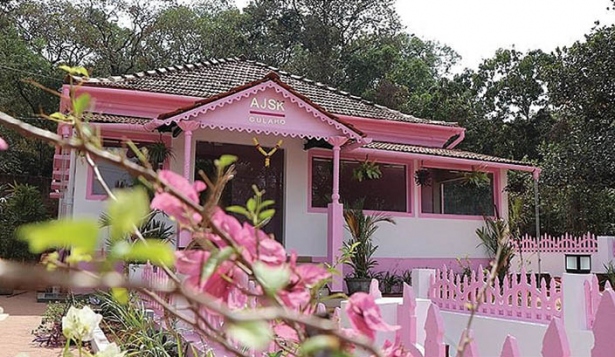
[365,141,535,167]
[84,113,151,125]
[76,57,458,127]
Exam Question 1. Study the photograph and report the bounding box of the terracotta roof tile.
[76,58,457,127]
[365,141,535,167]
[84,113,151,125]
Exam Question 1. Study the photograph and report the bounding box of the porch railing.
[517,233,597,253]
[429,266,562,324]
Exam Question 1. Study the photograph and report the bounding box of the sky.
[234,0,615,71]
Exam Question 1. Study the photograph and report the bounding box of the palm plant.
[476,217,515,282]
[343,208,395,279]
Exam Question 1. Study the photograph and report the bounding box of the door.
[194,141,285,244]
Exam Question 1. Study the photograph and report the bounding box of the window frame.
[86,130,172,201]
[307,150,413,217]
[417,162,501,220]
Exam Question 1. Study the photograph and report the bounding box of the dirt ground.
[0,291,65,357]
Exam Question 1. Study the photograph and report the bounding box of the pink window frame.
[416,161,501,220]
[86,130,172,201]
[307,149,414,217]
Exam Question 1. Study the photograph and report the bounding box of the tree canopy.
[1,0,615,234]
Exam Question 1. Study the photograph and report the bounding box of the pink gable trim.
[159,80,364,141]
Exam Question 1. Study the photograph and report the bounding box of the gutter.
[445,130,466,149]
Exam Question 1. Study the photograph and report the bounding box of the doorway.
[194,141,285,244]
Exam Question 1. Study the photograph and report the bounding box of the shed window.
[420,168,494,216]
[311,157,407,212]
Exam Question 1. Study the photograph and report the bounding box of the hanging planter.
[414,168,432,186]
[352,157,382,182]
[145,142,174,168]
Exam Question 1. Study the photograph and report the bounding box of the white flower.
[0,306,8,321]
[94,343,126,357]
[62,305,102,342]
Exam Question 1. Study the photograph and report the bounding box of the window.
[420,168,495,216]
[90,150,136,196]
[311,157,408,212]
[88,138,169,199]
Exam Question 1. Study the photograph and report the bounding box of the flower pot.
[345,278,372,295]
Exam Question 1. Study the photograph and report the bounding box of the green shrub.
[98,291,182,357]
[0,183,48,261]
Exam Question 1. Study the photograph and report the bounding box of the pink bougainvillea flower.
[176,249,248,308]
[231,223,286,266]
[295,264,330,286]
[150,170,206,225]
[277,252,331,310]
[380,340,413,357]
[346,292,399,341]
[0,137,7,151]
[175,249,207,277]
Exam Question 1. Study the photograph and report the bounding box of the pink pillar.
[327,136,348,292]
[177,121,200,248]
[183,130,193,179]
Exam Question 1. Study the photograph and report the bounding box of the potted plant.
[343,207,395,295]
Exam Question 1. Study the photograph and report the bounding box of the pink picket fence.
[517,232,597,253]
[140,262,173,312]
[584,274,614,329]
[366,279,615,357]
[429,266,561,324]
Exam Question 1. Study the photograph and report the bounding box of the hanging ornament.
[253,137,283,167]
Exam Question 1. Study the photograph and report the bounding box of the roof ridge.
[75,57,243,83]
[72,56,456,127]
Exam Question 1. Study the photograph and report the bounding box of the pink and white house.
[51,57,540,291]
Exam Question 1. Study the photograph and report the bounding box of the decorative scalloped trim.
[160,81,363,141]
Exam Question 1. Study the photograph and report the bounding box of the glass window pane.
[420,168,494,216]
[311,157,407,212]
[90,148,136,196]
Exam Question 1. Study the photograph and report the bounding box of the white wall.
[511,236,615,277]
[71,128,495,260]
[182,129,328,257]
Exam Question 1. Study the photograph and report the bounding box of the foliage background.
[1,0,615,235]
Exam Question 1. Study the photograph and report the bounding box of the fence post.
[412,268,436,299]
[396,283,417,347]
[562,273,594,332]
[591,289,615,356]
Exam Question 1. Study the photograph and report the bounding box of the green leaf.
[253,261,290,295]
[112,240,175,266]
[72,93,91,117]
[227,321,272,350]
[18,219,99,254]
[59,64,89,77]
[107,188,149,241]
[260,200,275,209]
[300,336,340,355]
[200,247,234,284]
[111,287,129,305]
[226,205,250,217]
[48,112,69,122]
[258,209,275,221]
[215,155,237,170]
[246,198,257,213]
[65,247,93,265]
